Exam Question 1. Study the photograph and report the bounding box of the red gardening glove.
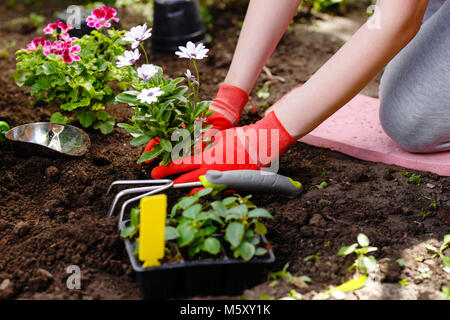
[140,84,249,164]
[151,112,296,183]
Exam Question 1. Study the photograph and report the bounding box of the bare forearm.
[274,0,429,139]
[224,0,302,93]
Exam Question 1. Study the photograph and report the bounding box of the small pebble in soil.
[13,221,31,236]
[45,166,59,179]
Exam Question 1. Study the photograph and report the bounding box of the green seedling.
[337,233,378,275]
[425,234,450,273]
[120,206,141,256]
[315,274,367,300]
[323,241,331,247]
[396,258,405,267]
[400,171,421,186]
[429,202,438,210]
[257,81,271,100]
[417,210,432,220]
[304,252,321,262]
[279,289,302,300]
[169,190,273,261]
[440,285,450,300]
[417,267,433,279]
[259,293,276,300]
[415,256,424,262]
[0,121,10,143]
[269,263,293,284]
[398,279,409,287]
[316,181,328,189]
[418,195,432,201]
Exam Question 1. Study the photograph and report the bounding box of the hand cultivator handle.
[199,170,303,198]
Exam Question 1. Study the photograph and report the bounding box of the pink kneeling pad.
[299,94,450,176]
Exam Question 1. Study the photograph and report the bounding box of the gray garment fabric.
[379,0,450,153]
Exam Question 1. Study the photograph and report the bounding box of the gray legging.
[379,0,450,153]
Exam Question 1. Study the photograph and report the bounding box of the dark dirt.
[0,0,448,300]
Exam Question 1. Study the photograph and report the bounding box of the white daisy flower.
[175,41,208,60]
[184,69,199,86]
[137,87,164,104]
[123,24,152,49]
[116,49,141,68]
[138,64,159,81]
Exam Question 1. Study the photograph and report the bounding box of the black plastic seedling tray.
[123,226,275,299]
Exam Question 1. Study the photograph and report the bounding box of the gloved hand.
[140,84,249,164]
[151,111,296,183]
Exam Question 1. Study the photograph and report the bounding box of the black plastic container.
[152,0,206,52]
[124,229,275,299]
[57,8,95,38]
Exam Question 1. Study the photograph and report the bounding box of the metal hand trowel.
[0,121,90,157]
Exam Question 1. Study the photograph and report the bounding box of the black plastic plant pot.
[123,224,275,299]
[152,0,206,52]
[57,8,95,38]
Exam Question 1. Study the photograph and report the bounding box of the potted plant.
[120,188,275,299]
[14,5,129,134]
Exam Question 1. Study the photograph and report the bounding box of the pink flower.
[25,38,51,52]
[59,33,78,43]
[61,43,81,64]
[43,20,73,35]
[86,5,119,30]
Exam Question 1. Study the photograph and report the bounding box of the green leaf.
[337,243,358,256]
[211,201,227,217]
[76,109,97,128]
[255,247,267,256]
[225,222,245,248]
[61,98,91,111]
[131,134,152,146]
[249,208,273,219]
[327,275,367,294]
[182,203,202,219]
[226,205,248,219]
[138,148,163,164]
[130,207,140,227]
[93,117,115,134]
[203,237,221,255]
[357,233,370,247]
[120,225,136,239]
[357,256,378,274]
[117,123,143,136]
[36,76,52,90]
[177,197,198,210]
[222,197,237,206]
[50,112,68,125]
[165,226,179,241]
[238,241,255,261]
[38,62,57,75]
[159,138,172,152]
[254,221,268,235]
[195,187,213,198]
[177,224,196,247]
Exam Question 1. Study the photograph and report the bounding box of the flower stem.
[192,59,200,108]
[140,43,149,64]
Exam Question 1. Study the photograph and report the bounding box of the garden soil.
[0,1,448,300]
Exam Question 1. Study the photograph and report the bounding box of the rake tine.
[106,179,173,195]
[118,182,174,231]
[107,184,170,218]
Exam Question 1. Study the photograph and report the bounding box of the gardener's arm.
[273,0,430,139]
[224,0,303,93]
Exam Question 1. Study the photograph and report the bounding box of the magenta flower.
[43,21,73,35]
[44,41,64,56]
[86,5,119,30]
[59,32,77,44]
[61,43,81,64]
[25,38,51,52]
